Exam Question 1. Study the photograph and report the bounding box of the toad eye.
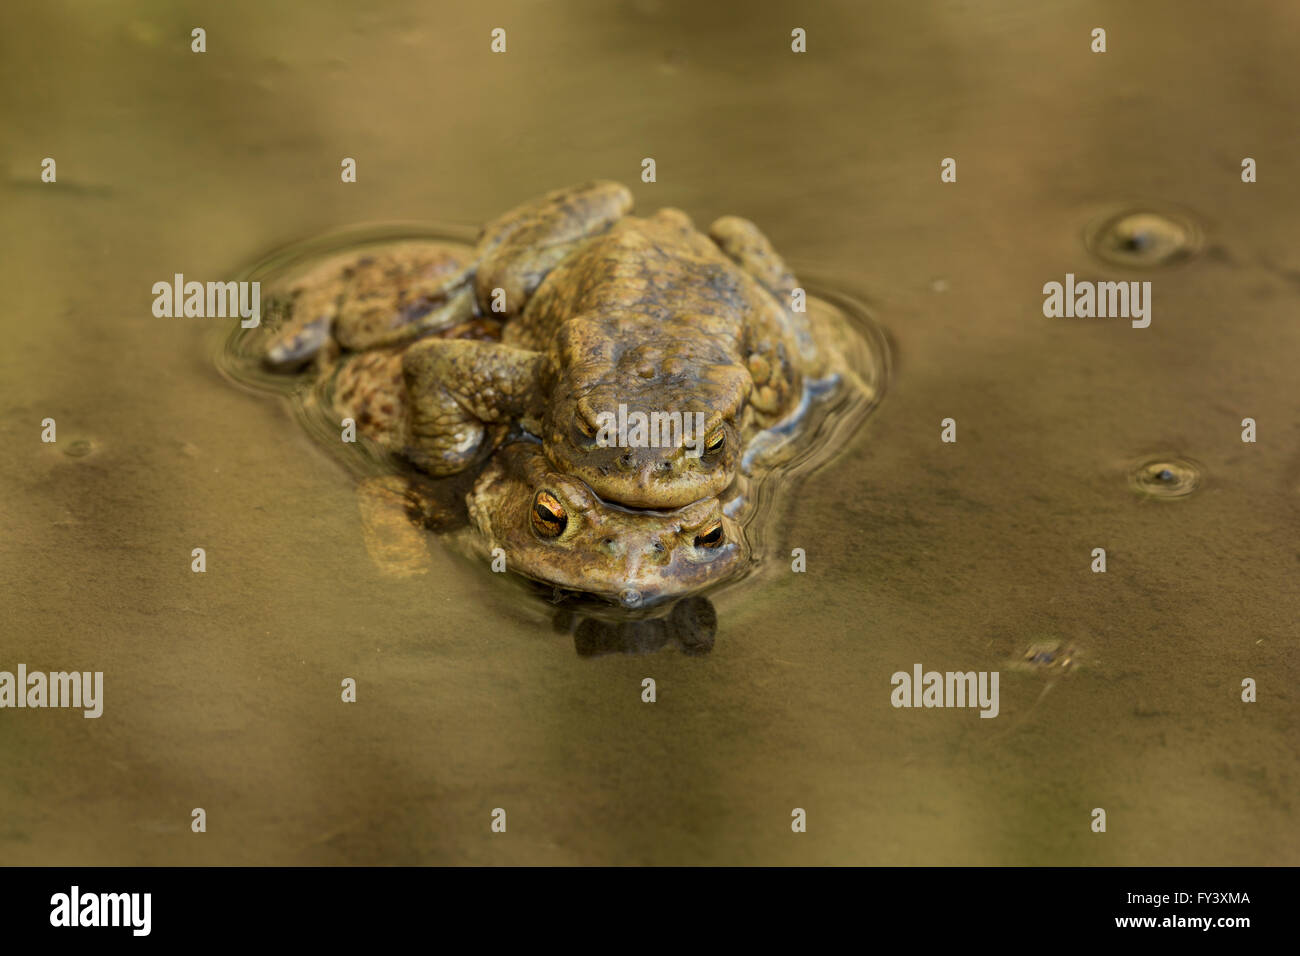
[531,491,568,538]
[693,521,724,549]
[704,428,725,454]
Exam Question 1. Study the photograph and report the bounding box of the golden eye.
[531,490,568,538]
[693,522,724,549]
[704,428,725,454]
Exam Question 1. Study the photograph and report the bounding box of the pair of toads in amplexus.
[262,181,866,608]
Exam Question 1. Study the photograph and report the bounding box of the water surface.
[1,0,1297,865]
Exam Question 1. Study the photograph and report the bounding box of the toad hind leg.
[708,215,800,304]
[401,339,548,475]
[474,181,633,319]
[710,214,823,382]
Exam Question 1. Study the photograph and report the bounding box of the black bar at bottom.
[0,866,1280,941]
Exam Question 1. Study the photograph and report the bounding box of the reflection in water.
[552,596,718,657]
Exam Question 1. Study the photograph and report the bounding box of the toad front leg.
[401,339,549,475]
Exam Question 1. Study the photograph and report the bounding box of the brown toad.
[288,319,751,608]
[266,183,832,509]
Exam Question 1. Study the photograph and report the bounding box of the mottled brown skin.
[468,442,748,607]
[261,242,503,454]
[325,318,503,451]
[328,348,408,445]
[255,184,818,600]
[325,353,749,606]
[401,181,824,508]
[262,241,477,369]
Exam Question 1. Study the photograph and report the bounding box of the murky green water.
[2,1,1297,865]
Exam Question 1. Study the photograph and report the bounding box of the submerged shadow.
[551,596,718,657]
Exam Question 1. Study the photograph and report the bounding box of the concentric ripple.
[1130,457,1203,498]
[1085,208,1202,268]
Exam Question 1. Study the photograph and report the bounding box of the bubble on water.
[1131,457,1202,498]
[1086,208,1202,268]
[64,439,94,458]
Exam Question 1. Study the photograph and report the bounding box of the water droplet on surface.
[1131,457,1202,498]
[1086,209,1201,268]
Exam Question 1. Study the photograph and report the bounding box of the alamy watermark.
[0,664,103,718]
[593,403,710,458]
[50,886,150,936]
[1043,273,1151,328]
[891,663,999,718]
[152,273,260,327]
